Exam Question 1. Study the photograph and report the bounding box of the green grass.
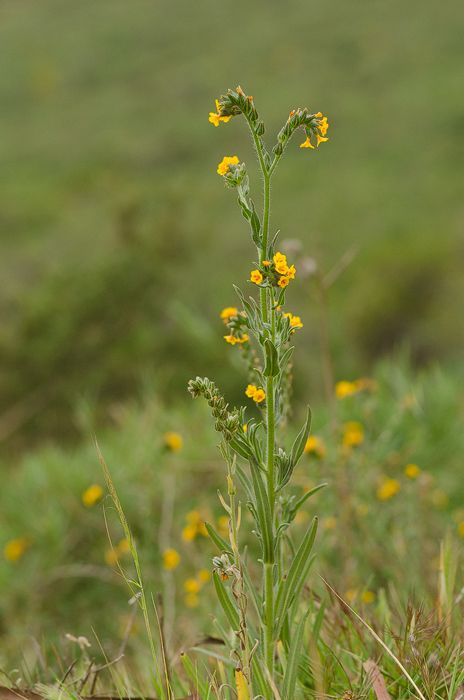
[1,357,463,676]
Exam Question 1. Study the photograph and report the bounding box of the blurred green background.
[1,0,464,670]
[1,0,463,450]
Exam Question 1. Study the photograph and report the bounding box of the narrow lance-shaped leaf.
[290,406,312,470]
[213,572,239,630]
[281,611,309,700]
[263,338,279,377]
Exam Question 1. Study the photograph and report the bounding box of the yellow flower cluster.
[377,478,401,501]
[304,435,326,458]
[335,378,376,399]
[283,312,303,329]
[245,384,266,403]
[105,537,130,567]
[162,547,180,570]
[3,537,29,562]
[182,510,208,542]
[183,568,211,608]
[342,421,364,448]
[224,334,249,345]
[250,251,296,289]
[217,155,239,176]
[81,484,104,507]
[208,99,232,127]
[164,431,183,452]
[300,112,329,149]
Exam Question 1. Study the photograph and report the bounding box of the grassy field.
[0,0,463,449]
[1,1,463,696]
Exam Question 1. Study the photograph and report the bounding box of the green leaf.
[213,572,239,630]
[263,338,279,377]
[290,406,312,470]
[249,465,274,563]
[274,517,318,637]
[288,483,328,520]
[281,612,309,700]
[181,652,210,700]
[205,522,233,556]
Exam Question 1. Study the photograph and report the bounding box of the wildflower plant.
[188,86,329,698]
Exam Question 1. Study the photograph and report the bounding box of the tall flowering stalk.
[189,86,329,699]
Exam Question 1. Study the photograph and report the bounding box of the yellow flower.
[82,484,104,507]
[300,135,315,149]
[182,524,198,542]
[262,260,271,267]
[186,510,202,524]
[253,388,266,403]
[4,537,29,562]
[285,264,296,280]
[278,276,289,288]
[323,516,337,530]
[404,463,421,479]
[209,99,232,127]
[104,547,119,567]
[377,478,401,501]
[198,568,211,583]
[273,251,287,265]
[275,260,288,275]
[335,380,359,399]
[163,548,180,570]
[164,431,183,452]
[342,421,364,448]
[457,522,464,538]
[361,590,375,604]
[242,423,248,433]
[184,593,199,608]
[304,435,326,458]
[117,538,130,554]
[220,306,238,322]
[245,384,257,398]
[217,155,239,176]
[250,269,263,285]
[184,578,201,594]
[284,312,303,329]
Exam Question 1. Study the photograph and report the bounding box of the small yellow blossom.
[361,590,375,604]
[404,463,421,479]
[253,388,266,403]
[300,135,315,149]
[242,423,248,433]
[182,524,198,542]
[217,155,239,176]
[164,431,183,452]
[250,269,263,285]
[104,547,119,567]
[284,312,303,329]
[273,251,287,265]
[377,478,401,501]
[245,384,257,398]
[184,578,201,594]
[82,484,104,507]
[262,260,271,266]
[304,435,326,458]
[457,522,464,538]
[117,538,130,554]
[275,260,288,275]
[335,381,359,399]
[278,276,289,288]
[220,306,238,322]
[209,100,232,127]
[163,548,180,570]
[323,516,337,530]
[342,422,364,448]
[198,568,211,584]
[184,593,199,608]
[285,264,296,280]
[4,537,29,562]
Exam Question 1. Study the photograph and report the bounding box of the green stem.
[263,562,275,679]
